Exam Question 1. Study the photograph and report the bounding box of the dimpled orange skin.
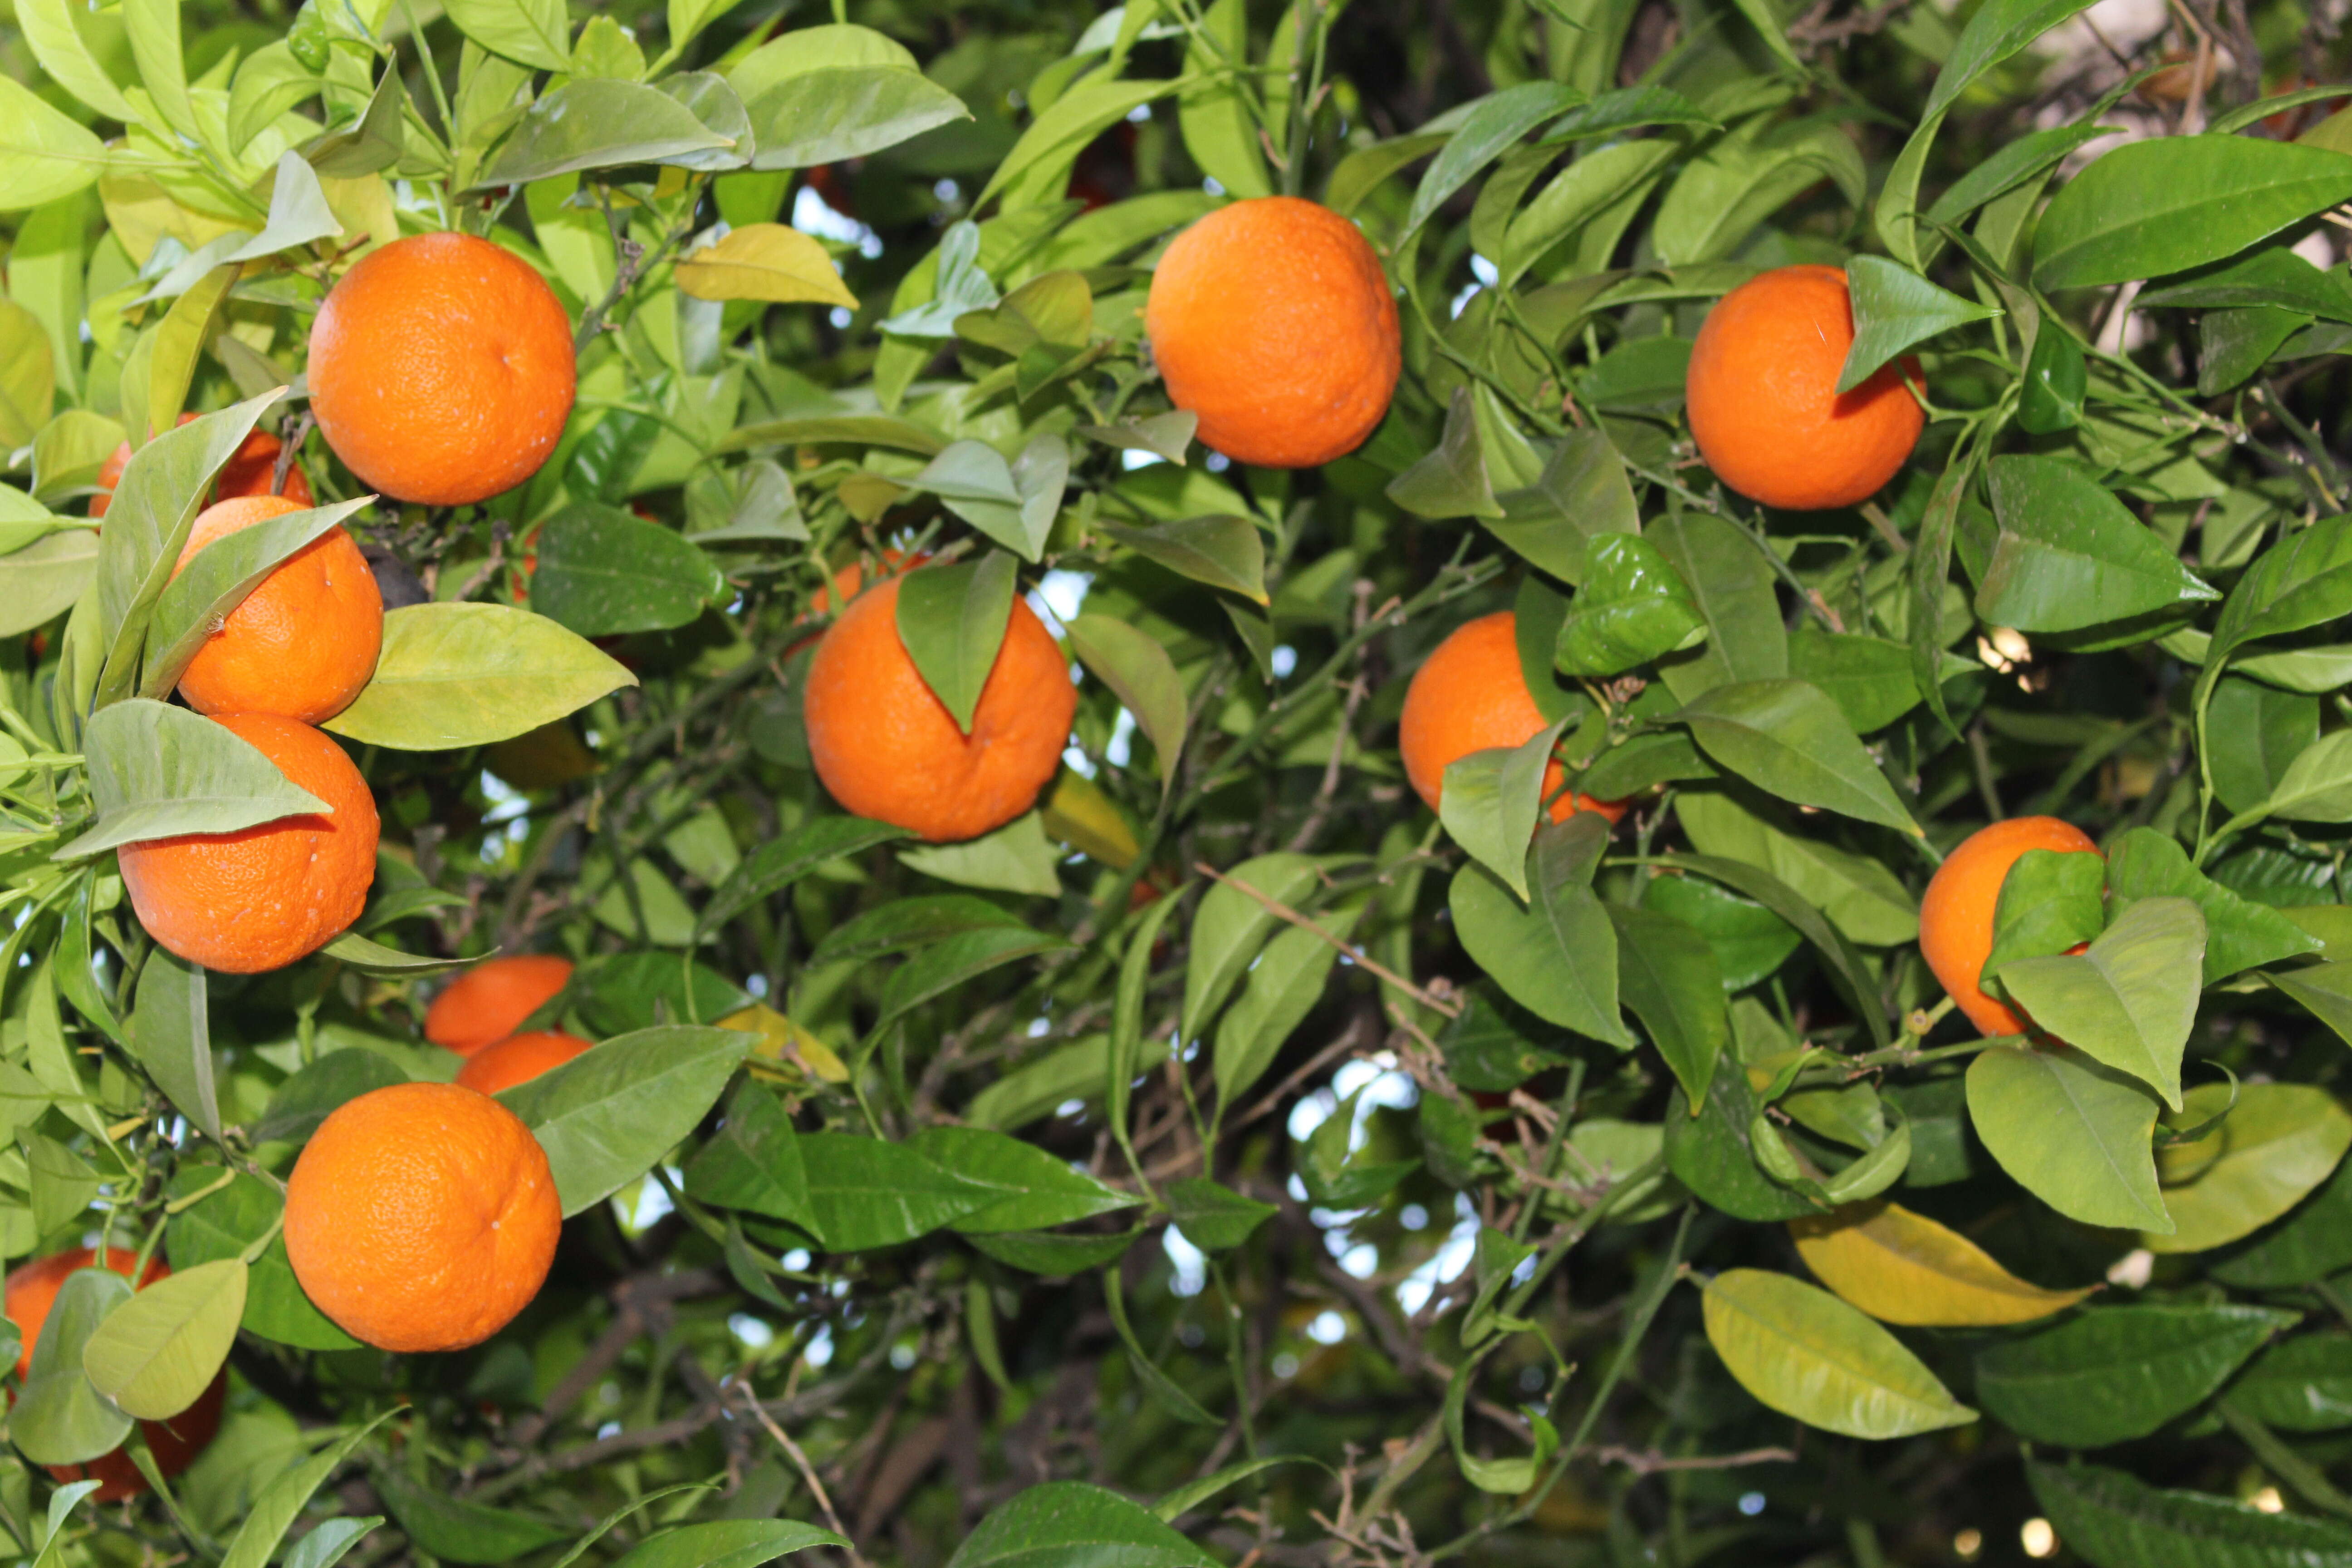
[1686,265,1926,512]
[283,1082,562,1353]
[1919,816,2102,1036]
[1145,197,1401,468]
[424,955,576,1057]
[172,495,383,724]
[1398,612,1627,827]
[803,574,1078,843]
[455,1029,592,1095]
[307,232,577,508]
[7,1249,225,1501]
[116,714,379,974]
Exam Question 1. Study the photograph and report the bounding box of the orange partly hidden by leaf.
[1398,612,1625,828]
[283,1081,562,1353]
[172,495,382,725]
[1919,815,2101,1037]
[6,1247,225,1500]
[90,414,314,520]
[1145,196,1401,468]
[117,713,379,974]
[1686,265,1924,512]
[308,232,576,508]
[455,1030,593,1095]
[802,573,1076,843]
[424,955,576,1057]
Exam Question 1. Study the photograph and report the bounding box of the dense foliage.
[7,0,2352,1563]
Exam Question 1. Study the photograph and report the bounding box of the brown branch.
[1589,1444,1799,1475]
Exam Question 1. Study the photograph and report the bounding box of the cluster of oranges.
[5,235,589,1474]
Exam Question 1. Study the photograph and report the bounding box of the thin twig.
[1193,863,1461,1018]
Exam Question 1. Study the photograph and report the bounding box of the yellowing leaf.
[2143,1082,2352,1254]
[1789,1200,2093,1327]
[1701,1268,1976,1440]
[719,1002,849,1082]
[675,223,857,307]
[1041,768,1141,869]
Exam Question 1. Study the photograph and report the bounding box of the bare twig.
[1192,862,1460,1018]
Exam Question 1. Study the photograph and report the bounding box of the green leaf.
[681,1083,818,1235]
[497,1026,753,1215]
[717,414,946,457]
[1489,428,1644,585]
[1212,904,1362,1108]
[948,1480,1215,1568]
[1977,455,2220,632]
[1403,83,1585,243]
[2030,1459,2352,1568]
[0,77,105,211]
[896,552,1016,734]
[1386,388,1501,520]
[1655,118,1863,267]
[899,811,1064,896]
[808,894,1031,970]
[1440,717,1569,900]
[1610,904,1726,1107]
[1673,792,1918,953]
[1641,872,1801,991]
[144,499,374,697]
[2017,319,2090,434]
[970,1229,1136,1276]
[2151,1082,2352,1254]
[1151,1457,1316,1523]
[1838,255,1999,393]
[1176,0,1272,199]
[12,1268,132,1465]
[316,932,469,977]
[1182,853,1332,1040]
[911,1127,1137,1233]
[1996,897,2205,1108]
[62,699,328,858]
[2106,827,2319,982]
[323,603,637,751]
[1094,514,1268,603]
[1101,1261,1218,1425]
[1701,1269,1976,1439]
[1974,1303,2298,1446]
[2206,675,2317,815]
[2034,135,2352,291]
[16,0,137,125]
[965,1035,1107,1132]
[1450,815,1632,1046]
[2226,1333,2352,1431]
[1674,679,1921,836]
[1928,123,2120,228]
[529,505,728,637]
[1965,1044,2171,1233]
[1165,1176,1275,1252]
[2250,730,2352,824]
[373,1469,568,1565]
[2214,1150,2352,1289]
[478,79,735,186]
[796,1131,998,1250]
[443,0,570,72]
[1647,511,1788,701]
[1553,534,1705,677]
[131,947,219,1142]
[2141,245,2352,322]
[1068,615,1187,794]
[166,1167,358,1350]
[700,817,908,937]
[283,1519,382,1568]
[909,440,1063,562]
[80,1258,244,1421]
[1663,1069,1823,1222]
[0,531,99,640]
[1981,846,2107,987]
[742,67,972,172]
[611,1520,847,1568]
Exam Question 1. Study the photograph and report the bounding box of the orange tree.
[5,0,2352,1563]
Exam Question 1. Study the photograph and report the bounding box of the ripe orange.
[1145,196,1401,468]
[307,232,576,507]
[1399,612,1626,827]
[117,714,379,974]
[1919,816,2102,1036]
[6,1248,225,1501]
[1685,265,1925,511]
[172,495,382,724]
[424,955,575,1057]
[90,415,314,520]
[454,1029,592,1095]
[802,573,1077,843]
[283,1081,562,1353]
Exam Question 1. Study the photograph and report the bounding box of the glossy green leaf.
[1441,717,1568,900]
[2030,1459,2352,1568]
[911,1126,1138,1233]
[529,504,728,638]
[1674,680,1921,836]
[1450,814,1631,1046]
[796,1131,997,1250]
[612,1520,848,1568]
[1181,852,1332,1041]
[2228,1333,2352,1431]
[2106,828,2318,982]
[1974,1303,2297,1446]
[2034,135,2352,291]
[1094,514,1268,603]
[1838,255,1998,392]
[1997,897,2205,1108]
[325,603,634,751]
[63,698,328,858]
[946,1480,1215,1568]
[1966,1044,2171,1232]
[681,1082,818,1235]
[1213,905,1361,1108]
[12,1268,132,1465]
[2017,322,2088,434]
[1164,1177,1274,1252]
[1977,456,2220,632]
[1068,614,1186,792]
[497,1026,752,1215]
[166,1167,356,1350]
[1553,534,1705,677]
[1611,903,1726,1107]
[896,552,1015,735]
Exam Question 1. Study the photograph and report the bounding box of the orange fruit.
[424,955,575,1057]
[1399,612,1626,827]
[117,714,379,974]
[6,1248,225,1501]
[802,573,1077,843]
[454,1029,592,1095]
[1685,265,1925,511]
[1145,196,1401,468]
[307,232,576,507]
[1919,816,2102,1037]
[90,415,315,519]
[283,1081,562,1353]
[171,495,382,724]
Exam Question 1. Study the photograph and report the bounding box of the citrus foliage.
[0,0,2351,1563]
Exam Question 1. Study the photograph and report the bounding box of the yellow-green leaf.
[1701,1268,1976,1439]
[674,223,857,308]
[1789,1200,2092,1327]
[80,1257,246,1420]
[2144,1082,2352,1254]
